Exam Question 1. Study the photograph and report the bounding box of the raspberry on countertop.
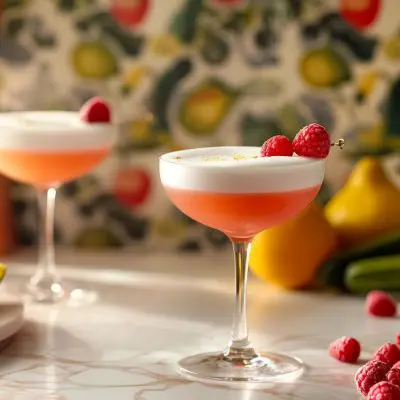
[355,360,391,396]
[368,381,400,400]
[329,336,361,363]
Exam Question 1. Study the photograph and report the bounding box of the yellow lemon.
[250,203,337,289]
[0,263,7,283]
[325,157,400,246]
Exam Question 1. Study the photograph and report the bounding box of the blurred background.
[0,0,399,262]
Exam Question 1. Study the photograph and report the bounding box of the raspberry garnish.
[292,123,331,159]
[260,135,293,157]
[397,334,400,346]
[368,381,400,400]
[355,360,391,396]
[373,344,400,367]
[80,97,111,123]
[329,336,361,363]
[387,368,400,387]
[366,291,397,318]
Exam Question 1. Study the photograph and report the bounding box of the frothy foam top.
[0,112,116,151]
[160,147,325,193]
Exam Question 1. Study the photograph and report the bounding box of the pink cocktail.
[165,187,320,241]
[160,146,325,384]
[0,111,115,304]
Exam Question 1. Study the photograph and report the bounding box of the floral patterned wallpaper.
[0,0,399,252]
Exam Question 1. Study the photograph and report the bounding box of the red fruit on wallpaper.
[113,167,151,208]
[340,0,381,30]
[211,0,242,6]
[110,0,150,28]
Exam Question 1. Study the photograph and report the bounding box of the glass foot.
[25,279,98,306]
[179,351,304,385]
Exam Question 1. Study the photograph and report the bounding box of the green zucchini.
[345,256,400,294]
[317,230,400,290]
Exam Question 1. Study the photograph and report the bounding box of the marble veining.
[0,255,395,399]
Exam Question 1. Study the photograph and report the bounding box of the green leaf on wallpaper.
[178,239,202,252]
[74,227,123,249]
[276,104,308,139]
[30,20,57,47]
[117,120,169,153]
[75,12,111,31]
[76,12,145,57]
[197,28,230,66]
[169,0,204,44]
[240,79,282,97]
[0,37,32,64]
[5,18,25,37]
[76,11,121,31]
[75,17,92,32]
[344,146,395,161]
[101,25,145,57]
[241,113,282,146]
[315,182,333,206]
[106,208,150,241]
[4,0,25,9]
[222,11,249,34]
[150,58,193,132]
[32,32,57,47]
[323,13,378,62]
[58,0,76,12]
[298,93,335,131]
[285,0,302,19]
[205,228,229,249]
[385,78,400,141]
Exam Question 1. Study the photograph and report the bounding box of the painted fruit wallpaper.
[0,0,400,251]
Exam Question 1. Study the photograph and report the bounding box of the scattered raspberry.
[80,97,111,123]
[329,336,361,363]
[368,381,400,400]
[366,291,397,318]
[292,123,331,159]
[355,360,391,396]
[396,333,400,346]
[387,368,400,387]
[374,344,400,367]
[260,135,293,157]
[393,362,400,370]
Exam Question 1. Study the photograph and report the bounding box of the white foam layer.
[0,112,116,151]
[160,147,325,193]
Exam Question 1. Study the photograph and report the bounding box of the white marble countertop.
[0,249,396,399]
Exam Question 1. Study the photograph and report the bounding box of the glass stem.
[38,187,57,275]
[225,240,258,361]
[27,187,63,302]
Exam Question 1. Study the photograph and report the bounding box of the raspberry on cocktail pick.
[79,97,112,123]
[293,123,344,159]
[260,135,293,157]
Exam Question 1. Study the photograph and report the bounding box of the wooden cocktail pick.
[331,139,345,150]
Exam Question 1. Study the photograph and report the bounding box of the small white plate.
[0,296,24,344]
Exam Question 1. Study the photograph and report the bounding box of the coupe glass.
[0,111,115,304]
[159,147,325,384]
